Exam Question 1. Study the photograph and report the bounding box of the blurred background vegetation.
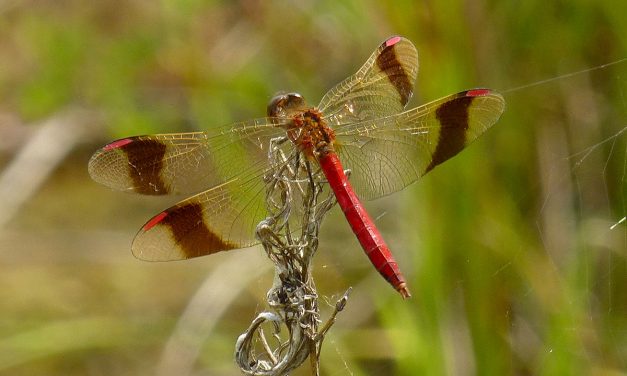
[1,1,626,375]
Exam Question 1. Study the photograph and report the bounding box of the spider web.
[494,59,627,372]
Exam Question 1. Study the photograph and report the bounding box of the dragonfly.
[89,36,505,298]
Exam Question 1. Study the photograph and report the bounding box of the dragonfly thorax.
[267,92,335,159]
[288,108,336,159]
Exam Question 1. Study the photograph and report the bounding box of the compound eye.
[266,92,306,117]
[285,93,304,107]
[267,94,287,117]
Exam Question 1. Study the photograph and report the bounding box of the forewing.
[334,89,506,200]
[88,118,286,195]
[317,36,419,125]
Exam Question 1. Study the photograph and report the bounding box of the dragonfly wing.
[334,89,506,200]
[318,36,419,125]
[131,174,269,260]
[88,118,286,195]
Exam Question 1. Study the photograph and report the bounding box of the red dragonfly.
[89,36,505,298]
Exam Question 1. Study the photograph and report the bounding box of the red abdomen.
[318,152,410,298]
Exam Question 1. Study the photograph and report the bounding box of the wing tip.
[103,137,134,151]
[464,88,505,102]
[142,211,169,231]
[465,88,492,97]
[384,35,403,47]
[463,88,506,110]
[87,137,135,181]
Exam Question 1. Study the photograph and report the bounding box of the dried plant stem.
[235,137,350,375]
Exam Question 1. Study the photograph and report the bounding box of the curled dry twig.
[235,136,350,375]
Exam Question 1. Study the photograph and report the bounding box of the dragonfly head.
[267,92,307,118]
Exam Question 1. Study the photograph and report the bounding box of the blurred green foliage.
[0,1,625,375]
